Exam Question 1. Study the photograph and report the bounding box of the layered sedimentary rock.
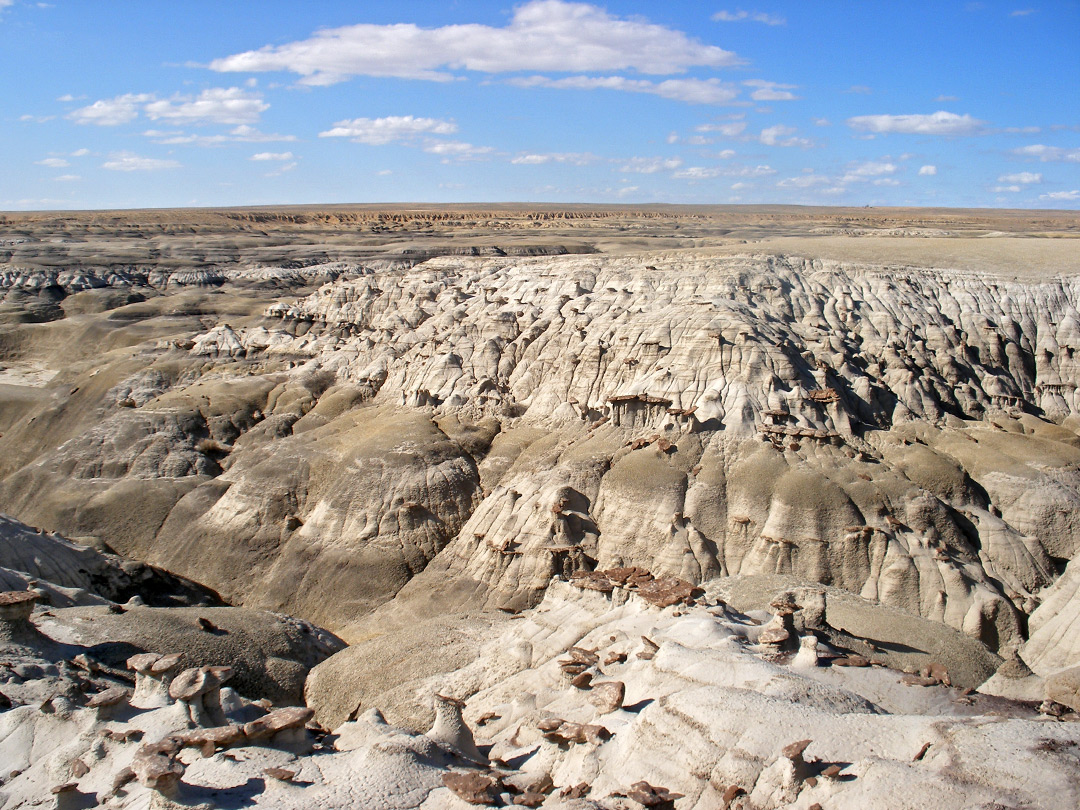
[3,207,1080,807]
[5,250,1080,656]
[2,577,1077,810]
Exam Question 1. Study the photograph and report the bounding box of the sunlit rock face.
[3,208,1080,674]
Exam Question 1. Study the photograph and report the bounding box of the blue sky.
[3,0,1078,210]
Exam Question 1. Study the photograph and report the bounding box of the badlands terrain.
[2,203,1080,808]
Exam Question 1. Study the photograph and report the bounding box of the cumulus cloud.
[743,79,798,101]
[210,1,741,85]
[70,148,90,157]
[619,156,683,174]
[846,111,986,136]
[319,116,457,144]
[1013,144,1080,162]
[991,185,1021,193]
[918,164,937,175]
[35,157,70,168]
[69,93,154,126]
[144,87,268,125]
[71,88,267,127]
[509,75,739,104]
[841,161,898,182]
[673,166,724,179]
[422,140,494,160]
[759,125,812,147]
[1041,190,1079,201]
[510,152,598,165]
[998,172,1041,183]
[675,163,774,179]
[712,10,785,25]
[101,152,180,171]
[144,125,296,146]
[696,120,747,137]
[777,172,831,189]
[250,151,294,161]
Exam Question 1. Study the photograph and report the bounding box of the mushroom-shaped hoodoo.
[168,666,234,727]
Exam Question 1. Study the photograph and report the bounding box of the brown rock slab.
[243,706,314,740]
[588,680,625,713]
[86,687,129,708]
[625,780,685,806]
[560,782,590,798]
[782,738,812,760]
[636,576,701,608]
[443,771,498,805]
[264,767,296,782]
[570,671,593,689]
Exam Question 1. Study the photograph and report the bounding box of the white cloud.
[228,125,297,143]
[991,185,1021,193]
[696,119,746,137]
[934,95,958,102]
[846,85,872,95]
[264,161,297,177]
[510,75,738,104]
[673,166,723,179]
[211,1,741,85]
[70,148,90,157]
[35,157,70,168]
[759,125,812,147]
[56,94,80,102]
[743,79,798,101]
[1041,190,1080,201]
[676,163,774,179]
[998,172,1041,184]
[1003,126,1041,134]
[712,10,786,25]
[918,165,937,175]
[841,161,897,182]
[619,156,683,174]
[319,116,457,145]
[1011,8,1036,16]
[101,152,181,171]
[846,111,986,136]
[144,87,267,125]
[423,140,494,160]
[813,117,830,127]
[510,152,598,165]
[250,151,294,161]
[70,88,266,127]
[376,169,393,176]
[1013,144,1080,162]
[53,174,81,182]
[777,172,831,188]
[69,93,154,125]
